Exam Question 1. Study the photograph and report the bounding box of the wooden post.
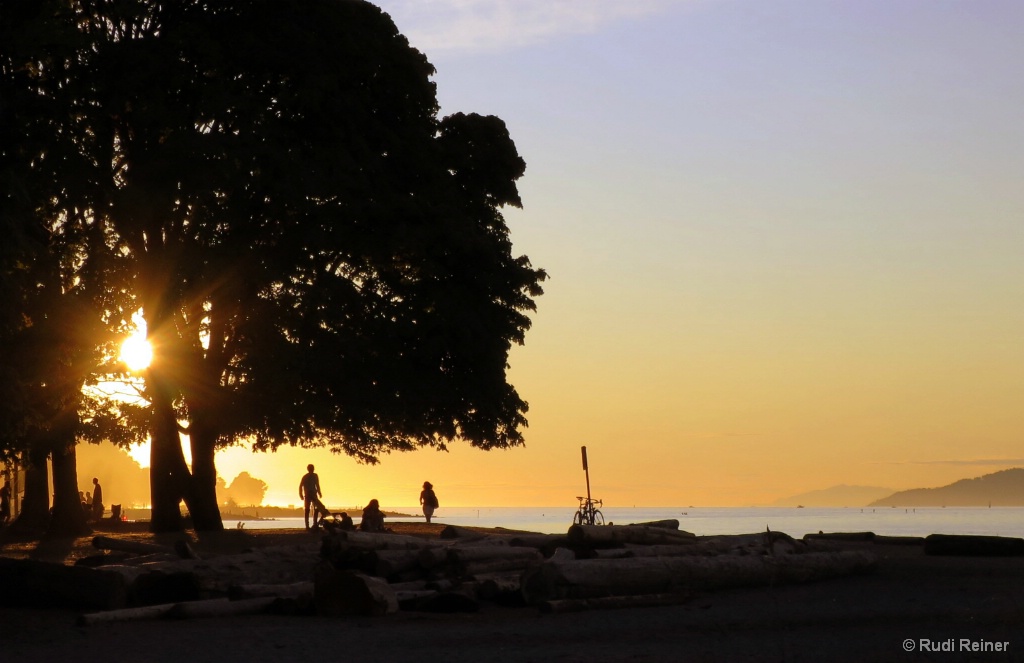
[581,446,591,505]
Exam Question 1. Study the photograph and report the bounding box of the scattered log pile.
[311,522,878,615]
[3,520,893,624]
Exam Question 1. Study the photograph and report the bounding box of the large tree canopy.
[0,0,138,535]
[7,0,545,532]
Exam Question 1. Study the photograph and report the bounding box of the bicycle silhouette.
[573,495,605,526]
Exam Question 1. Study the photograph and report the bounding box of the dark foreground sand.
[2,523,1022,662]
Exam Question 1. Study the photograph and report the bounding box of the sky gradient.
[101,1,1023,509]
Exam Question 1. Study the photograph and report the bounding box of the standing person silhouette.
[299,464,325,530]
[91,477,104,521]
[419,481,439,524]
[0,479,11,525]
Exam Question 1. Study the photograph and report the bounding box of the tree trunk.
[9,447,49,534]
[148,371,189,533]
[186,425,223,532]
[48,440,91,537]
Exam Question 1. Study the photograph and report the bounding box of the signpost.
[581,445,591,505]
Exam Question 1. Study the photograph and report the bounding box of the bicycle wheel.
[592,510,605,526]
[573,510,586,526]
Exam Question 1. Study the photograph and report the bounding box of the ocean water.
[223,505,1024,538]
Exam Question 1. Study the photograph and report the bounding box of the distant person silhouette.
[0,479,11,525]
[360,499,385,533]
[420,481,439,524]
[299,464,325,530]
[91,478,104,521]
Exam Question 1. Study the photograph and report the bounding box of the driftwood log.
[924,533,1024,557]
[439,525,489,540]
[626,519,684,529]
[166,596,277,619]
[5,523,892,621]
[327,530,434,551]
[568,524,697,547]
[0,557,131,610]
[314,564,398,616]
[78,597,278,625]
[229,581,314,600]
[362,549,424,578]
[540,592,693,614]
[92,535,178,556]
[508,533,572,553]
[447,546,541,564]
[521,550,878,603]
[470,571,524,604]
[78,602,180,626]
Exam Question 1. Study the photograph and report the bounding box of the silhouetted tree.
[9,0,545,533]
[1,0,142,536]
[220,472,269,507]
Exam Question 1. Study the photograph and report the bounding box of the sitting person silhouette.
[337,512,355,531]
[360,499,386,533]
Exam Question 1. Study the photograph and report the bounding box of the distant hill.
[869,468,1024,507]
[771,484,893,507]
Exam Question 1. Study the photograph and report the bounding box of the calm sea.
[223,505,1024,538]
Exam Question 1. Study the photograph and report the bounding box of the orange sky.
[86,2,1024,509]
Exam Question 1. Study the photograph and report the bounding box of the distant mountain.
[869,468,1024,507]
[771,484,894,507]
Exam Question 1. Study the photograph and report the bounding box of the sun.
[120,329,153,371]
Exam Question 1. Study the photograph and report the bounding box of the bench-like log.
[0,557,130,610]
[365,549,423,577]
[79,596,279,625]
[395,589,438,606]
[166,597,276,619]
[567,524,697,547]
[417,547,450,569]
[924,533,1024,557]
[127,545,321,595]
[314,564,398,616]
[803,531,876,543]
[626,519,681,530]
[78,602,177,626]
[439,525,490,541]
[594,543,717,559]
[229,581,314,600]
[448,546,543,565]
[323,530,433,551]
[508,533,572,551]
[92,535,178,556]
[471,572,523,603]
[540,591,692,614]
[408,590,479,613]
[357,530,434,549]
[460,557,540,576]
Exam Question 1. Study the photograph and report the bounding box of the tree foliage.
[5,0,545,532]
[0,0,143,535]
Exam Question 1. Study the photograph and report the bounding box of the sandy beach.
[2,523,1022,662]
